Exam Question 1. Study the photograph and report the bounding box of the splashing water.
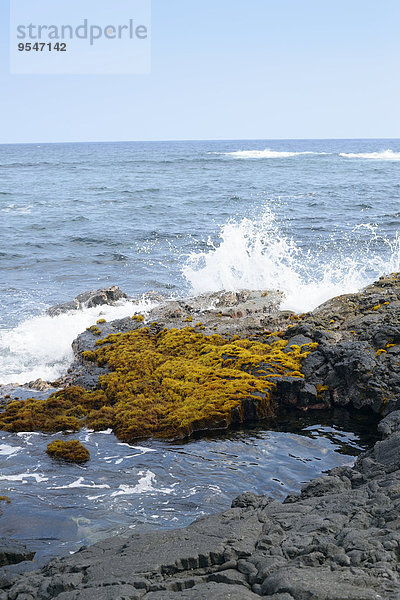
[183,210,400,313]
[2,213,399,386]
[0,297,158,385]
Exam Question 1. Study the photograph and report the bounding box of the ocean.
[1,138,400,385]
[0,138,397,560]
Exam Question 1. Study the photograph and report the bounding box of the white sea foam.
[183,209,400,313]
[339,149,400,160]
[0,297,158,385]
[1,203,33,214]
[117,443,156,453]
[49,477,110,490]
[110,470,174,497]
[0,472,48,483]
[0,443,22,457]
[215,149,325,159]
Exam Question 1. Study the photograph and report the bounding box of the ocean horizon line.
[1,136,400,147]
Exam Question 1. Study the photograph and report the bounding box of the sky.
[0,0,399,143]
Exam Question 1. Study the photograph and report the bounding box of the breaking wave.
[183,210,400,314]
[214,149,327,159]
[339,149,400,160]
[0,297,158,386]
[3,208,400,386]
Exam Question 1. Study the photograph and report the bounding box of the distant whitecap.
[339,149,400,160]
[213,149,327,159]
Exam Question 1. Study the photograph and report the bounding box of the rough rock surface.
[59,275,400,420]
[46,286,128,317]
[2,416,400,599]
[0,539,34,568]
[284,273,400,415]
[56,288,286,389]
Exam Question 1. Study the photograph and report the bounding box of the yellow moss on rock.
[46,440,90,463]
[0,387,109,434]
[0,327,316,441]
[86,325,101,336]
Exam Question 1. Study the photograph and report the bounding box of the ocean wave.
[212,149,328,159]
[183,209,400,313]
[1,204,33,214]
[339,150,400,160]
[0,297,158,386]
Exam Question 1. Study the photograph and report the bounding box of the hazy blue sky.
[1,0,399,143]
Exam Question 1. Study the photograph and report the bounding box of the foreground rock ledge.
[1,412,400,599]
[2,275,400,598]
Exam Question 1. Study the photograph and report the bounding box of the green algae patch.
[0,328,315,442]
[46,440,90,463]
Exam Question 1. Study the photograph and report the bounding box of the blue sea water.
[0,412,377,562]
[1,138,400,384]
[0,139,397,561]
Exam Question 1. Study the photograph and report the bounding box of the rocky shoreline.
[56,273,400,420]
[1,411,399,599]
[1,275,400,598]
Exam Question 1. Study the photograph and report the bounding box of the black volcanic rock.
[0,539,34,568]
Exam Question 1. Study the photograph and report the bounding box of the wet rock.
[26,379,53,392]
[59,274,400,417]
[46,287,128,317]
[0,539,35,567]
[6,276,400,598]
[0,384,58,408]
[145,289,285,337]
[378,411,400,437]
[283,274,400,415]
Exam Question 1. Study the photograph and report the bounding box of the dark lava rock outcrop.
[0,539,34,568]
[60,274,400,420]
[283,273,400,415]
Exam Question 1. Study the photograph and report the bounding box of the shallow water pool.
[0,409,378,564]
